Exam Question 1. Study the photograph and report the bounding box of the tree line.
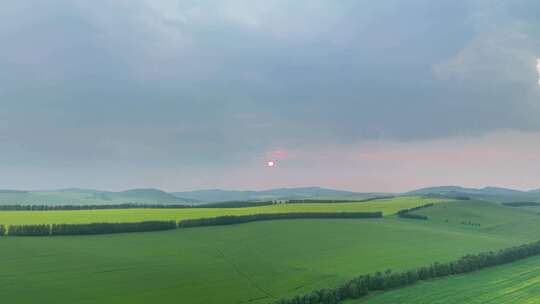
[396,203,434,220]
[422,194,471,200]
[196,201,275,208]
[502,202,540,207]
[287,196,395,204]
[276,239,540,304]
[0,202,275,211]
[179,212,382,228]
[2,221,177,236]
[0,212,382,236]
[0,204,192,211]
[9,224,50,236]
[51,221,177,235]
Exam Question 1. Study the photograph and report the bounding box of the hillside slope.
[0,188,195,206]
[173,187,384,202]
[351,253,540,304]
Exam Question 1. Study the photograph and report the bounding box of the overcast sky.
[2,0,540,192]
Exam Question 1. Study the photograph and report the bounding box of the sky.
[1,0,540,192]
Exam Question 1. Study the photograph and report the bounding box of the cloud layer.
[1,0,540,191]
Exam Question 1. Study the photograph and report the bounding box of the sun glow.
[266,160,276,167]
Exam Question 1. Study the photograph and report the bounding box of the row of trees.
[422,194,471,200]
[0,212,382,236]
[0,201,278,211]
[179,212,383,228]
[0,204,191,211]
[502,202,540,207]
[288,196,395,204]
[277,240,540,304]
[198,201,275,208]
[396,203,434,220]
[9,224,50,236]
[51,221,177,235]
[1,221,177,236]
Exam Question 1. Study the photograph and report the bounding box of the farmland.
[349,253,540,304]
[0,196,440,226]
[1,195,540,304]
[2,198,540,303]
[0,217,527,304]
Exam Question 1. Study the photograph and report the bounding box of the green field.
[349,254,540,304]
[0,197,439,226]
[2,198,540,303]
[412,200,540,241]
[0,218,526,304]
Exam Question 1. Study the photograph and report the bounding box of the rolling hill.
[0,188,196,206]
[0,186,387,206]
[408,185,540,203]
[172,187,384,202]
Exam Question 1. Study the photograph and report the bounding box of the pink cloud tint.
[268,150,290,159]
[208,131,540,193]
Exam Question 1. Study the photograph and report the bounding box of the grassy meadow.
[0,196,440,226]
[0,217,527,304]
[349,254,540,304]
[2,198,540,303]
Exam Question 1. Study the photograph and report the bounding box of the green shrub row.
[4,221,176,236]
[178,212,382,228]
[396,203,434,220]
[51,221,177,235]
[0,212,382,236]
[0,201,279,211]
[0,203,191,211]
[502,202,540,207]
[9,224,50,236]
[277,239,540,304]
[288,196,395,204]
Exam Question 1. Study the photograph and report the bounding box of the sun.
[266,160,276,167]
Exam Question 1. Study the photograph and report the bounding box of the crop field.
[0,196,442,225]
[1,199,540,304]
[412,200,540,242]
[0,216,527,304]
[349,254,540,304]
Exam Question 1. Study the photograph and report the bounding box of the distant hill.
[2,185,540,206]
[106,188,190,204]
[0,189,29,194]
[0,188,196,206]
[408,186,540,203]
[173,187,385,203]
[0,186,379,206]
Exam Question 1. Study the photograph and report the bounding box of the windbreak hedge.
[9,224,50,236]
[277,239,540,304]
[288,196,395,204]
[502,202,540,207]
[2,212,381,237]
[397,203,434,220]
[51,221,177,235]
[0,204,191,211]
[179,212,382,228]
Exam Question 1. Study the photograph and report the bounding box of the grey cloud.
[1,0,540,189]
